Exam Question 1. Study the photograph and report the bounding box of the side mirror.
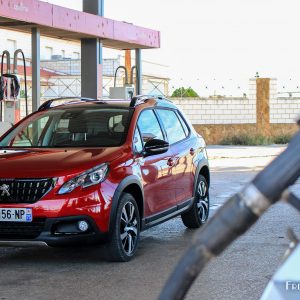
[143,139,169,156]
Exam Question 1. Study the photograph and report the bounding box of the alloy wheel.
[196,179,209,223]
[120,201,138,255]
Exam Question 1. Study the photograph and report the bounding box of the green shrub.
[171,87,199,98]
[220,134,291,146]
[273,134,292,144]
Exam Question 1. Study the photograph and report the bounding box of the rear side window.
[156,109,186,144]
[137,109,164,145]
[176,112,190,137]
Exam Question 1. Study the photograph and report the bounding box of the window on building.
[7,39,17,54]
[45,46,53,60]
[73,52,80,59]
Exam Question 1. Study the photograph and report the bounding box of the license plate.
[0,208,32,222]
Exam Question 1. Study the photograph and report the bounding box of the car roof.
[38,96,179,111]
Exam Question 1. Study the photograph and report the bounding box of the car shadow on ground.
[0,221,197,265]
[0,245,109,263]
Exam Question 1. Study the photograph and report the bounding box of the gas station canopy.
[0,0,160,50]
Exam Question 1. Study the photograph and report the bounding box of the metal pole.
[125,50,132,82]
[83,0,104,15]
[81,0,103,99]
[135,48,142,95]
[31,27,40,112]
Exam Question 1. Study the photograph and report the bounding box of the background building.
[0,28,170,110]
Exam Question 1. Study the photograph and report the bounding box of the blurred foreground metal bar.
[283,191,300,213]
[159,130,300,300]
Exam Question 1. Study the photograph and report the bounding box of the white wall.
[171,79,256,125]
[172,96,256,124]
[174,79,300,125]
[270,79,300,124]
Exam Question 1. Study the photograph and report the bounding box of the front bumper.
[0,215,109,247]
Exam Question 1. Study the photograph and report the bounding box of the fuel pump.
[0,50,11,123]
[13,49,28,120]
[109,65,135,99]
[0,49,28,134]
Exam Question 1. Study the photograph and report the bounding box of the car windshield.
[0,107,132,148]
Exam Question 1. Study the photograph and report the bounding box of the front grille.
[0,219,46,239]
[0,178,55,204]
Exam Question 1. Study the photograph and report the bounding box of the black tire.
[106,193,140,262]
[181,175,209,228]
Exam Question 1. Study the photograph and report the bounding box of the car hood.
[0,148,124,178]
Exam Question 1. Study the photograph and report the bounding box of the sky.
[43,0,300,95]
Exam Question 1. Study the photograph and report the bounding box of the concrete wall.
[173,79,300,127]
[270,79,300,124]
[270,79,300,123]
[270,98,300,124]
[172,96,256,125]
[172,79,299,144]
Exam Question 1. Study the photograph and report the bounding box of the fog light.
[78,220,89,232]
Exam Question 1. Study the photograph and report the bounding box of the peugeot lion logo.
[0,184,10,197]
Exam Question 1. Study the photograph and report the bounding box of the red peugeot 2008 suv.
[0,96,210,261]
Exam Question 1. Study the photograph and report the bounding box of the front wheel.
[106,193,140,262]
[181,175,209,228]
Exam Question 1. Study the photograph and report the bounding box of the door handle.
[190,148,195,155]
[167,158,174,167]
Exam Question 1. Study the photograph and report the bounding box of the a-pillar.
[256,78,271,136]
[81,0,103,99]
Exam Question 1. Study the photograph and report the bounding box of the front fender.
[108,175,144,234]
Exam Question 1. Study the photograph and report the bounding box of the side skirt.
[141,197,194,231]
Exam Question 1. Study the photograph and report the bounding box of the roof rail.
[156,95,172,102]
[129,95,172,107]
[129,95,152,107]
[38,97,103,111]
[37,96,172,111]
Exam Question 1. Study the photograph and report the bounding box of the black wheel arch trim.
[194,160,210,197]
[108,175,144,234]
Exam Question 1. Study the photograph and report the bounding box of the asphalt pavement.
[0,145,300,300]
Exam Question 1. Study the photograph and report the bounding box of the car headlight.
[58,163,108,195]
